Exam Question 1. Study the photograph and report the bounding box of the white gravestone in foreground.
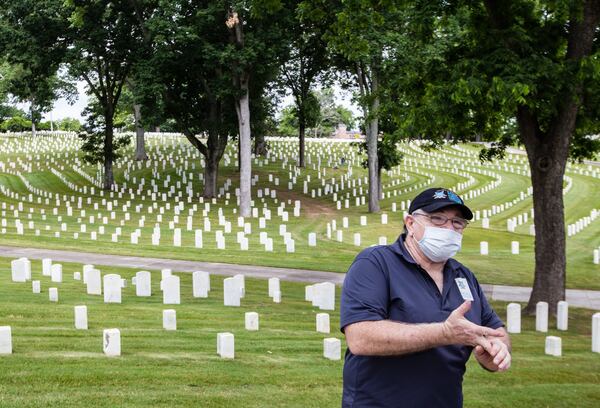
[103,274,122,304]
[268,277,280,298]
[0,326,12,354]
[162,275,181,305]
[323,338,341,360]
[557,301,568,331]
[217,332,234,359]
[536,301,549,332]
[506,303,521,334]
[51,264,63,283]
[163,309,177,331]
[313,282,335,311]
[42,258,52,277]
[103,328,121,356]
[49,287,58,302]
[245,312,259,331]
[192,271,210,298]
[11,258,30,282]
[74,305,88,330]
[223,277,241,307]
[32,280,41,294]
[316,313,330,334]
[545,336,562,357]
[480,241,489,255]
[86,269,102,295]
[135,271,151,297]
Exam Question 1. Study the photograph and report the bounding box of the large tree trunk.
[298,120,306,168]
[133,103,148,161]
[203,152,219,198]
[519,106,571,315]
[103,112,115,190]
[236,81,252,217]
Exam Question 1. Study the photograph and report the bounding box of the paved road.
[2,245,599,310]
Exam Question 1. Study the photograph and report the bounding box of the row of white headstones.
[505,301,600,357]
[3,257,341,360]
[2,135,599,262]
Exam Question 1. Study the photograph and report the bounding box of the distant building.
[331,123,364,140]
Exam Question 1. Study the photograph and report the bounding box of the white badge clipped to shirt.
[455,278,474,301]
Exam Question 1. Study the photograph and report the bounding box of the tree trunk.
[236,81,252,217]
[367,81,380,213]
[254,132,268,156]
[203,152,219,198]
[378,167,383,200]
[103,112,115,190]
[298,120,306,168]
[519,106,570,315]
[133,104,148,161]
[30,100,36,137]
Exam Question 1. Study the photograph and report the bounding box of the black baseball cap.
[408,188,473,220]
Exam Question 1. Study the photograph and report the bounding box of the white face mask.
[415,225,463,263]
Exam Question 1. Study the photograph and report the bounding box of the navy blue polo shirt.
[340,234,503,408]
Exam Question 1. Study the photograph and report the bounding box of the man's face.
[406,207,465,241]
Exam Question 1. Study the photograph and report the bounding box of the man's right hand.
[441,301,504,353]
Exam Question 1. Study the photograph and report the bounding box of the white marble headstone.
[103,328,121,356]
[103,274,122,303]
[162,275,181,305]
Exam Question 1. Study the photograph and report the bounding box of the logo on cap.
[433,190,447,200]
[447,191,463,204]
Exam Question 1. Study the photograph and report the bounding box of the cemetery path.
[2,245,600,310]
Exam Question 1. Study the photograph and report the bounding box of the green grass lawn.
[1,257,599,407]
[1,136,599,290]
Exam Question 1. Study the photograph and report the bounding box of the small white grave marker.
[545,336,562,357]
[103,328,121,356]
[75,305,88,330]
[323,338,341,360]
[49,287,58,302]
[103,274,122,304]
[0,326,12,354]
[245,312,259,331]
[32,280,41,294]
[162,275,181,304]
[557,301,568,331]
[506,303,521,334]
[217,332,234,359]
[163,309,177,331]
[316,313,330,333]
[536,301,549,332]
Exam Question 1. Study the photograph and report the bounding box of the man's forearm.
[344,320,448,356]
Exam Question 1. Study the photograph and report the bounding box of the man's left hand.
[474,338,511,372]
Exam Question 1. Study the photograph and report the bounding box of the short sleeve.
[340,256,390,333]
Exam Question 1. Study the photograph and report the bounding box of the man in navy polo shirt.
[341,188,511,407]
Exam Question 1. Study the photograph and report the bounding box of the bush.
[1,116,32,132]
[57,117,82,132]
